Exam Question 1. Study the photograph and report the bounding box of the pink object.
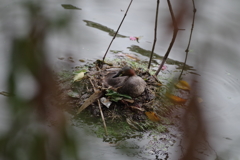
[129,36,137,41]
[162,65,167,70]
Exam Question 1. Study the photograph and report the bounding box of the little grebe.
[104,66,146,97]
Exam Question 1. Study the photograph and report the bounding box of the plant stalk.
[178,0,196,79]
[102,0,133,62]
[155,0,179,76]
[148,0,160,69]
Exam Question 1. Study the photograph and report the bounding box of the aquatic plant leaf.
[167,94,187,103]
[106,89,132,99]
[175,80,190,91]
[105,89,132,102]
[110,97,123,102]
[73,72,84,82]
[145,111,161,122]
[61,4,81,10]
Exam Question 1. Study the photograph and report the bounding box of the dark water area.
[1,0,240,159]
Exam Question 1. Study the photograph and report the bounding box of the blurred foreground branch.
[155,0,179,76]
[0,1,79,160]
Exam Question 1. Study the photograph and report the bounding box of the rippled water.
[1,0,240,159]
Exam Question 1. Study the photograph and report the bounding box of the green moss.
[82,119,144,143]
[58,70,73,82]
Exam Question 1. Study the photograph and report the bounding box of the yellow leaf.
[145,111,161,122]
[73,72,85,82]
[124,54,140,61]
[175,80,190,91]
[167,94,187,103]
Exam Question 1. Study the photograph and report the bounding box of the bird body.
[104,67,146,97]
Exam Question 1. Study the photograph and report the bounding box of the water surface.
[1,0,240,159]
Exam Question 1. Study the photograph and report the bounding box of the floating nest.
[57,59,190,131]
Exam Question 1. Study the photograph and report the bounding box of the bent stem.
[148,0,160,69]
[155,0,179,76]
[89,78,108,135]
[102,0,133,62]
[178,0,196,79]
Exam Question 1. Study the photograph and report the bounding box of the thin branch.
[155,0,179,76]
[178,0,196,79]
[102,0,133,62]
[97,99,108,135]
[148,0,160,69]
[89,78,108,135]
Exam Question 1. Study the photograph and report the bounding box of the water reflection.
[83,20,127,38]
